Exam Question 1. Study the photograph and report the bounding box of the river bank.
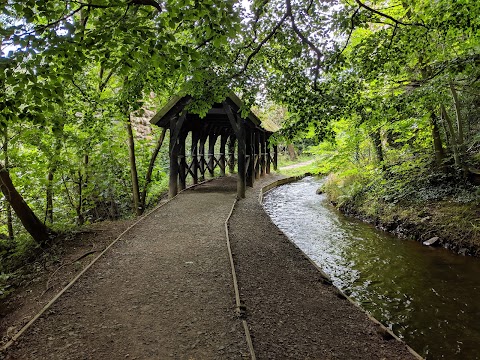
[320,173,480,257]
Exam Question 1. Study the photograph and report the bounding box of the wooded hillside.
[0,0,479,289]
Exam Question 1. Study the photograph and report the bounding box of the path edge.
[259,175,424,360]
[1,178,216,353]
[225,199,256,360]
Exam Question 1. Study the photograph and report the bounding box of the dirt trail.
[280,159,315,170]
[2,177,247,360]
[228,175,418,359]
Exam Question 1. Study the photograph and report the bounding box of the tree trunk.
[140,127,166,213]
[0,165,53,245]
[76,169,84,225]
[449,82,465,154]
[287,143,297,161]
[45,171,54,224]
[75,154,89,226]
[440,104,461,168]
[430,111,446,169]
[370,129,384,164]
[126,114,142,216]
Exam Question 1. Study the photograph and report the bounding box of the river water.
[263,177,480,360]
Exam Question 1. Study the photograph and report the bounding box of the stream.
[263,176,480,359]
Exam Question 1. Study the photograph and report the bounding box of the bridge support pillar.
[169,114,186,198]
[219,131,228,176]
[273,144,278,171]
[246,129,254,187]
[208,130,217,177]
[266,135,271,174]
[228,135,236,174]
[178,131,187,191]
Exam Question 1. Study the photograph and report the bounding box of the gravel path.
[228,175,418,359]
[2,177,248,360]
[280,159,315,170]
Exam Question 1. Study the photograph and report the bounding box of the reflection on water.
[263,177,480,360]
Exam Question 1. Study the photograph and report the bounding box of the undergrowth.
[322,160,480,255]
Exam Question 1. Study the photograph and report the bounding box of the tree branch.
[286,0,322,89]
[234,12,288,77]
[333,6,360,64]
[128,0,162,12]
[355,0,427,28]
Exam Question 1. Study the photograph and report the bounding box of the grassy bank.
[321,169,480,257]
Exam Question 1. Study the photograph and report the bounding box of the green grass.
[277,154,313,168]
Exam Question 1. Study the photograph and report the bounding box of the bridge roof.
[150,93,274,134]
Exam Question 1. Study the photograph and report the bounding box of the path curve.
[280,159,315,170]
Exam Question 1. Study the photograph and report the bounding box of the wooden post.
[199,131,207,182]
[266,135,271,174]
[208,130,217,177]
[237,125,246,198]
[228,135,236,174]
[219,131,228,176]
[261,131,266,176]
[246,129,254,187]
[224,103,245,198]
[169,114,186,198]
[178,131,187,191]
[255,131,260,180]
[273,144,278,171]
[191,128,199,184]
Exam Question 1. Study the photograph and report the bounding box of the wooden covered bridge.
[150,93,278,198]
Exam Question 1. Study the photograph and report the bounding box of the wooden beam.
[198,128,208,182]
[228,135,236,174]
[273,144,278,171]
[224,103,246,198]
[254,131,260,180]
[169,113,186,198]
[219,131,228,176]
[261,131,266,176]
[266,135,271,174]
[178,131,187,191]
[237,126,246,198]
[208,130,218,177]
[191,128,199,184]
[246,129,254,187]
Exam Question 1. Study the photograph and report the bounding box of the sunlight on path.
[280,159,315,170]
